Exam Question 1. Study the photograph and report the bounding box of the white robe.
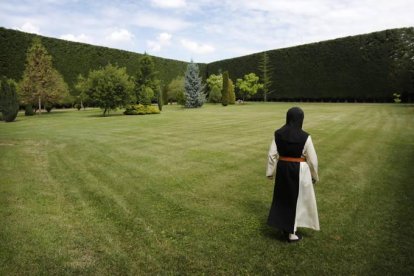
[266,136,320,231]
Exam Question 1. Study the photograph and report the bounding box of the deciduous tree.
[236,73,263,101]
[85,64,134,116]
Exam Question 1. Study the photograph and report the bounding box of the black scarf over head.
[275,107,309,144]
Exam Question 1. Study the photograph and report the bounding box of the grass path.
[0,103,413,274]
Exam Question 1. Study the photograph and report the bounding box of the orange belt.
[279,156,306,162]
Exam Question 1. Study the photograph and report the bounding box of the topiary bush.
[124,104,160,115]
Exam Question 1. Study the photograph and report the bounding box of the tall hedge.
[0,27,201,93]
[1,27,413,102]
[207,28,414,102]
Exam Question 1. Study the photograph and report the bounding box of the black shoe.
[287,233,302,243]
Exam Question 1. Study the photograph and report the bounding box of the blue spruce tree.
[184,61,205,108]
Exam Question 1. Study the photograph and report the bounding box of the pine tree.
[0,77,19,122]
[184,61,205,108]
[258,52,274,102]
[221,71,229,106]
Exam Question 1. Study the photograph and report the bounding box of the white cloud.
[106,29,134,42]
[15,22,41,34]
[150,0,186,9]
[131,13,190,32]
[180,39,215,54]
[60,33,92,44]
[147,32,172,52]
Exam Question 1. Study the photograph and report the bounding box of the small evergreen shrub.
[25,104,34,116]
[124,104,160,115]
[0,77,19,122]
[45,104,53,113]
[74,103,81,110]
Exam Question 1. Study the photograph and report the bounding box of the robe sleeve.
[303,136,319,183]
[266,139,279,177]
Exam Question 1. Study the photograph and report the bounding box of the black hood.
[275,107,308,144]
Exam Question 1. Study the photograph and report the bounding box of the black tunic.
[267,107,309,233]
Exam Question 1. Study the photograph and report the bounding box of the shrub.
[0,77,19,122]
[124,104,160,115]
[25,104,34,116]
[74,103,81,110]
[45,104,53,113]
[208,86,222,103]
[221,71,229,106]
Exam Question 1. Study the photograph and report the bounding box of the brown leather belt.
[279,156,306,162]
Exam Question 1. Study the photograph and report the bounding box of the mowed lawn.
[0,103,413,275]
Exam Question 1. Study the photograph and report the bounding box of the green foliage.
[84,64,134,116]
[24,104,34,116]
[208,86,222,103]
[207,27,414,102]
[124,104,160,115]
[0,77,19,122]
[19,38,69,113]
[258,52,273,101]
[0,27,191,94]
[184,61,205,108]
[228,79,235,104]
[135,54,160,105]
[137,86,154,106]
[206,74,223,91]
[161,85,169,105]
[221,71,229,106]
[157,90,163,111]
[167,76,185,104]
[236,73,263,101]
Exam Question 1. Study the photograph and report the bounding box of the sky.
[0,0,413,63]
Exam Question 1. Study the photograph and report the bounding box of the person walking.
[266,107,319,242]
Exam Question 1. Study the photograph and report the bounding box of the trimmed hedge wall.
[207,28,414,102]
[1,27,412,102]
[0,27,205,93]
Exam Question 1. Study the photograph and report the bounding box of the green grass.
[1,103,413,275]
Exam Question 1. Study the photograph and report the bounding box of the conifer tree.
[135,54,159,105]
[0,77,19,122]
[184,61,205,108]
[229,78,236,104]
[221,71,229,106]
[19,38,68,114]
[258,52,274,102]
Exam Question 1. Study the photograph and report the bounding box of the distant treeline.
[1,27,413,102]
[208,28,414,102]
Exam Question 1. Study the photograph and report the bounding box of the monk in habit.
[266,107,319,242]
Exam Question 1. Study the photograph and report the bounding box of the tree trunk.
[38,96,42,115]
[81,99,84,110]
